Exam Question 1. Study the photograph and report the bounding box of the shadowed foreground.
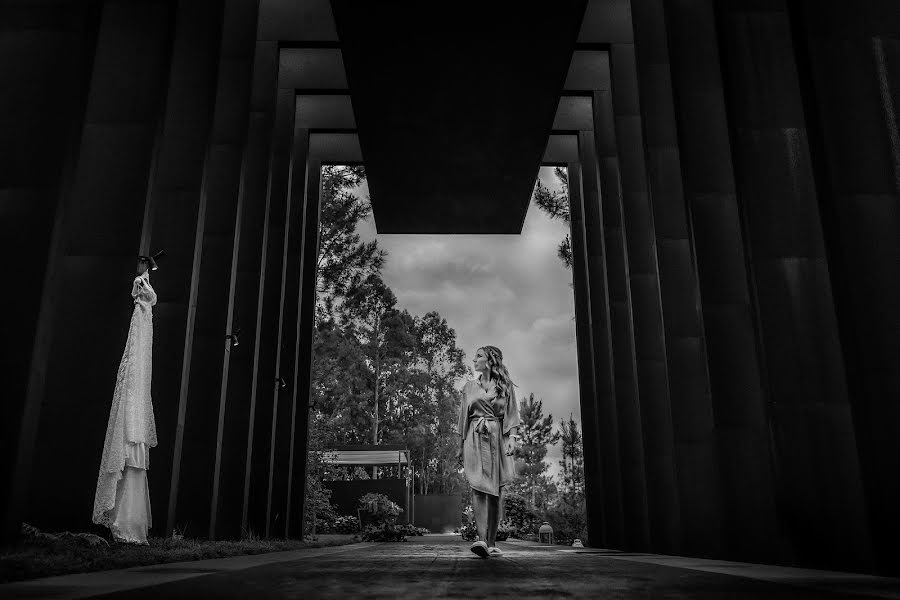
[3,535,900,599]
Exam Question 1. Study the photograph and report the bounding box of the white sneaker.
[488,546,503,556]
[470,540,489,558]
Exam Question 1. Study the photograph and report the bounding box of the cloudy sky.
[351,167,579,476]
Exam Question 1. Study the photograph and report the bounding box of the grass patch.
[0,534,357,584]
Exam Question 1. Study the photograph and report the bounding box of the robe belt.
[470,414,503,435]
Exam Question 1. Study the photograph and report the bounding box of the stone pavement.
[3,534,900,599]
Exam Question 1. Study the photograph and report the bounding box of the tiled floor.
[2,535,898,599]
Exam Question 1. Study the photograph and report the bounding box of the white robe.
[92,271,157,544]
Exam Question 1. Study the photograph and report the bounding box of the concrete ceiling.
[330,0,587,233]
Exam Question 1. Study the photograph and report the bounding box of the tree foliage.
[532,167,572,269]
[310,167,467,494]
[308,165,585,540]
[558,412,584,495]
[547,414,587,543]
[316,165,386,323]
[510,393,560,511]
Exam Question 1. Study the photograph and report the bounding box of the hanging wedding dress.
[92,270,157,544]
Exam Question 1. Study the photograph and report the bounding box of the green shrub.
[496,519,515,541]
[544,493,588,545]
[458,521,477,541]
[395,523,428,537]
[361,523,406,542]
[357,493,404,532]
[502,492,543,536]
[330,515,361,534]
[457,520,513,542]
[357,493,402,519]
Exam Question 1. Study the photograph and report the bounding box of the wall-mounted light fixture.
[226,328,242,350]
[138,250,166,271]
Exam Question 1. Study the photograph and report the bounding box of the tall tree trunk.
[372,313,380,479]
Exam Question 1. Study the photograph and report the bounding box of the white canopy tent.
[320,445,409,467]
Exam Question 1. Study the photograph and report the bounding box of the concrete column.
[266,109,311,539]
[609,40,682,554]
[167,0,259,538]
[208,40,280,541]
[245,87,294,538]
[591,88,651,552]
[20,0,174,532]
[577,130,624,548]
[630,0,725,557]
[285,152,322,539]
[664,0,780,563]
[567,159,607,546]
[716,0,872,571]
[792,2,900,575]
[208,41,279,541]
[0,3,100,539]
[137,0,225,537]
[235,41,280,537]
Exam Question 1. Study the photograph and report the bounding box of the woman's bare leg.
[472,490,488,542]
[486,493,500,547]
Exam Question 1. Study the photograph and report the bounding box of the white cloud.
[353,167,581,479]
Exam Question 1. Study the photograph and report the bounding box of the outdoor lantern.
[538,521,554,545]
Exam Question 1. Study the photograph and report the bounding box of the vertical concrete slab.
[167,0,259,538]
[567,160,607,546]
[286,153,322,539]
[664,0,781,564]
[245,87,294,538]
[609,39,682,554]
[210,40,279,541]
[592,88,652,552]
[717,0,873,571]
[21,0,174,532]
[0,3,100,539]
[794,1,900,575]
[266,114,311,539]
[138,0,225,537]
[630,0,725,558]
[578,130,624,548]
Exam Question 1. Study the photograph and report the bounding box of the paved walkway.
[3,535,900,599]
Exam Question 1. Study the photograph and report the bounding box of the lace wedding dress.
[92,271,158,544]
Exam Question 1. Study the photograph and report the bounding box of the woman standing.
[458,346,520,557]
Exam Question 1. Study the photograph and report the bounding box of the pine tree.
[341,274,417,468]
[558,413,584,495]
[532,167,572,269]
[548,414,587,543]
[309,165,468,495]
[316,165,386,323]
[512,393,561,510]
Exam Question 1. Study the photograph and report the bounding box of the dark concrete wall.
[167,0,259,541]
[141,0,226,541]
[663,0,780,564]
[716,0,872,572]
[568,0,900,576]
[4,0,900,578]
[0,1,101,538]
[2,0,321,545]
[23,0,176,533]
[413,494,462,534]
[791,2,900,574]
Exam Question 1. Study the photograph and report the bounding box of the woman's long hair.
[480,345,515,401]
